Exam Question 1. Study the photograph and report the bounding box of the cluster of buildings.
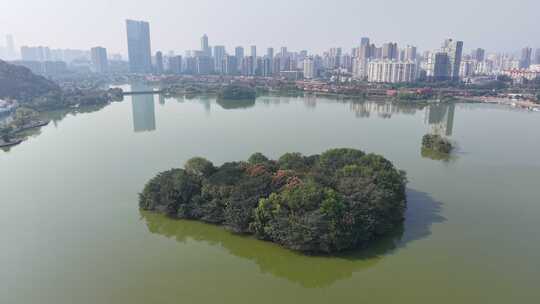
[2,20,540,84]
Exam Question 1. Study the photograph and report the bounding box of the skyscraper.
[280,47,288,58]
[303,57,315,79]
[382,43,398,60]
[168,55,182,74]
[235,46,244,70]
[20,46,51,62]
[250,45,257,74]
[5,35,15,60]
[126,19,152,73]
[213,46,226,73]
[90,47,109,73]
[535,49,540,65]
[520,47,532,69]
[266,48,274,75]
[426,52,451,81]
[201,34,211,57]
[155,51,164,74]
[360,37,370,47]
[267,48,274,59]
[441,39,463,80]
[471,48,485,62]
[404,45,417,61]
[223,55,238,75]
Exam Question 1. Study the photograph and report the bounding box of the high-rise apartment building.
[404,45,417,61]
[126,19,152,73]
[426,52,451,81]
[223,55,238,75]
[535,49,540,65]
[235,46,244,69]
[90,47,109,73]
[471,48,485,62]
[353,57,369,80]
[382,42,398,60]
[280,47,288,58]
[196,56,214,75]
[303,57,315,79]
[168,55,182,74]
[250,45,257,74]
[154,51,164,74]
[213,45,226,73]
[520,47,532,69]
[441,39,463,80]
[367,60,417,83]
[20,46,51,62]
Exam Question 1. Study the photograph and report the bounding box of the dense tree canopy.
[422,134,453,154]
[217,84,257,101]
[139,149,407,254]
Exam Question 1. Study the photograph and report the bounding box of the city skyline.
[1,0,539,56]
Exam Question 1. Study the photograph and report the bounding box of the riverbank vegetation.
[0,60,123,147]
[139,148,407,254]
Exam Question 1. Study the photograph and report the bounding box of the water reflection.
[425,103,455,136]
[140,189,445,288]
[216,98,256,110]
[131,84,156,133]
[126,93,457,141]
[349,102,423,119]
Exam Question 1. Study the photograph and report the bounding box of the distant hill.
[0,60,61,101]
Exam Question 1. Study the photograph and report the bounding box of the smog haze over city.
[1,0,539,55]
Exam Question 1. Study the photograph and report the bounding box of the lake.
[1,88,539,303]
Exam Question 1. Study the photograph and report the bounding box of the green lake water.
[1,87,539,303]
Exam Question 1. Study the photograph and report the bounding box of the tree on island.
[139,148,407,254]
[422,134,453,154]
[217,84,257,101]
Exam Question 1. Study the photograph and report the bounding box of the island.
[217,84,257,100]
[422,134,453,154]
[139,148,407,254]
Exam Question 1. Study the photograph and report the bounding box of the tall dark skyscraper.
[155,51,164,74]
[471,48,485,61]
[250,45,257,74]
[441,39,463,80]
[382,42,398,60]
[535,48,540,65]
[126,19,152,73]
[360,37,370,47]
[201,34,211,57]
[520,47,532,69]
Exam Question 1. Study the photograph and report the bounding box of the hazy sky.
[1,0,539,55]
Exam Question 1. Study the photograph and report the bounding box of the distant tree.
[248,152,269,165]
[278,152,308,171]
[496,75,512,83]
[184,157,216,178]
